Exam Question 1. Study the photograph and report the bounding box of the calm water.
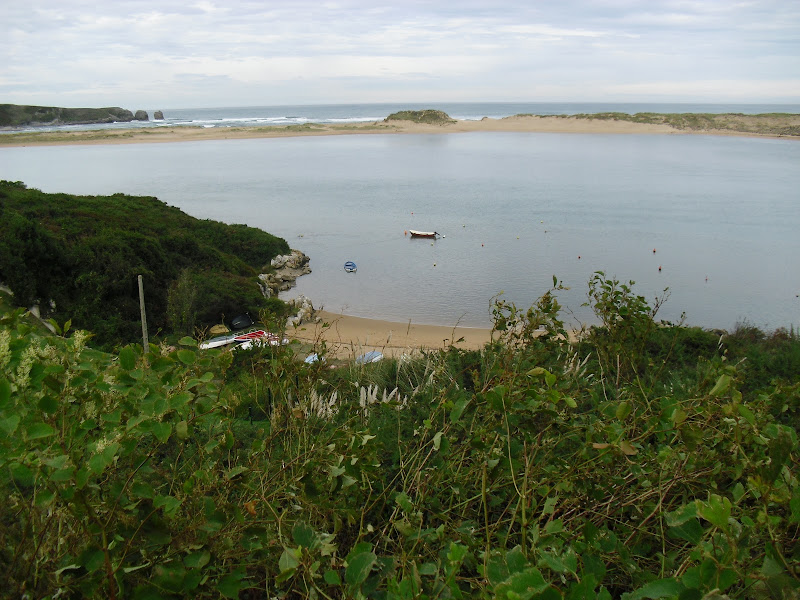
[1,132,798,331]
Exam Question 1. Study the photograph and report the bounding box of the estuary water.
[1,130,798,331]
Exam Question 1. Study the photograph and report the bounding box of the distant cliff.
[0,104,147,127]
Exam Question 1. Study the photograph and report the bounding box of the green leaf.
[665,503,697,527]
[279,547,300,573]
[50,468,75,483]
[217,568,247,599]
[176,420,188,440]
[324,570,342,585]
[80,549,106,574]
[433,431,443,451]
[150,421,172,443]
[176,349,196,365]
[293,521,316,548]
[616,401,631,420]
[737,404,756,426]
[184,550,211,569]
[697,494,731,529]
[0,378,12,410]
[419,562,438,575]
[0,414,21,436]
[790,487,800,524]
[496,567,549,599]
[132,482,155,499]
[450,397,468,423]
[179,336,198,347]
[26,422,55,440]
[545,371,557,388]
[154,495,182,516]
[345,551,377,587]
[762,427,793,482]
[708,374,731,397]
[119,346,137,371]
[169,391,193,410]
[622,577,683,600]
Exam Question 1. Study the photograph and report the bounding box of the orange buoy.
[404,230,407,235]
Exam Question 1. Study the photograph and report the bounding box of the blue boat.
[344,261,357,273]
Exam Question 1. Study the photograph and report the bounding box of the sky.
[2,1,799,109]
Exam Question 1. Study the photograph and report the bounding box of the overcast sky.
[2,1,798,109]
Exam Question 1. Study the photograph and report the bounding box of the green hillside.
[0,181,289,347]
[0,104,136,127]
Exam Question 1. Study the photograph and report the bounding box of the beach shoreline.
[287,310,494,359]
[2,114,796,147]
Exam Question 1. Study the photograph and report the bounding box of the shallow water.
[1,131,798,330]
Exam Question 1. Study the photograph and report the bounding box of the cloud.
[1,0,798,107]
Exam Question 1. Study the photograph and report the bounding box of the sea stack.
[154,110,164,120]
[134,110,149,121]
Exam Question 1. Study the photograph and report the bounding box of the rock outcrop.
[258,250,311,297]
[134,110,149,121]
[286,295,316,327]
[154,110,164,120]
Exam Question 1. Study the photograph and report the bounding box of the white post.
[138,275,149,353]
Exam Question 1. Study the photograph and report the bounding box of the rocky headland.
[0,104,154,128]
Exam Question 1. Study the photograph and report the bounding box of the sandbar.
[287,310,493,360]
[2,114,787,147]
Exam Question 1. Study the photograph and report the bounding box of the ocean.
[1,103,799,331]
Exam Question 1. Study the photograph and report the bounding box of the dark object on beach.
[230,313,254,330]
[344,261,357,273]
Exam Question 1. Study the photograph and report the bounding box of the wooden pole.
[138,275,149,355]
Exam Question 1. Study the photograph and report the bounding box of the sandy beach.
[287,310,494,360]
[0,114,723,147]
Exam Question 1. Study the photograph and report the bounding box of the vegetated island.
[0,180,295,348]
[1,108,798,146]
[0,103,153,127]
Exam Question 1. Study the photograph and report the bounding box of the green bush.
[0,181,290,348]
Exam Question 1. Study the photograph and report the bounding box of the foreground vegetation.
[0,181,289,348]
[1,273,797,599]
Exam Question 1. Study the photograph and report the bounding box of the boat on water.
[408,230,440,238]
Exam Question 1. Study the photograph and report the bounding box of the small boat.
[355,350,384,364]
[344,261,357,273]
[408,230,439,238]
[200,329,283,350]
[236,333,290,350]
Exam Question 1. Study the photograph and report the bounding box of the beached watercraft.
[199,329,269,350]
[235,333,290,350]
[355,350,384,364]
[408,230,439,238]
